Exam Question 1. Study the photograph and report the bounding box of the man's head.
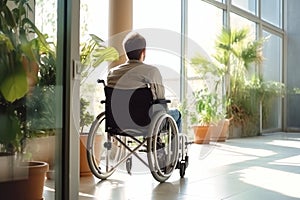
[123,32,146,61]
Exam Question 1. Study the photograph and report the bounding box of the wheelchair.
[86,79,189,182]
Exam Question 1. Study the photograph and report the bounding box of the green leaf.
[3,5,16,28]
[90,34,104,43]
[0,113,21,146]
[0,68,28,102]
[92,47,119,67]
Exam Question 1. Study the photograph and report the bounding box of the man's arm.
[150,67,165,100]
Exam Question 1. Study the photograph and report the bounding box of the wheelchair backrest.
[104,86,160,134]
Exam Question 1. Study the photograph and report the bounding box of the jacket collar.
[127,59,142,64]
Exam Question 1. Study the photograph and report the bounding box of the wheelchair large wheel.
[147,113,179,182]
[86,112,126,180]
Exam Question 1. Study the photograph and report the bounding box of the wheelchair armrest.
[153,99,171,104]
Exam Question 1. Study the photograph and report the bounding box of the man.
[107,31,182,132]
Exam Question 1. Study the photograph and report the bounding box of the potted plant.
[79,34,119,176]
[189,87,224,144]
[190,39,229,142]
[25,84,56,179]
[79,97,96,176]
[0,0,51,199]
[23,50,56,179]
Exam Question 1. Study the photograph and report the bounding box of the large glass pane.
[188,2,223,61]
[133,0,181,33]
[261,0,282,28]
[80,0,109,41]
[232,0,257,15]
[80,0,109,133]
[34,0,58,199]
[186,0,223,136]
[230,13,257,75]
[0,0,58,199]
[262,31,283,130]
[230,13,256,38]
[133,0,181,103]
[229,13,263,137]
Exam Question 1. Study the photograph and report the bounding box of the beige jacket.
[107,60,165,100]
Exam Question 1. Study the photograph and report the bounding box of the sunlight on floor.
[220,144,276,157]
[270,155,300,167]
[191,142,277,169]
[239,166,300,198]
[267,139,300,149]
[79,192,96,198]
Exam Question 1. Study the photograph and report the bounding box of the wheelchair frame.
[86,79,189,182]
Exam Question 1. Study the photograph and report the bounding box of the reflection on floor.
[44,132,300,200]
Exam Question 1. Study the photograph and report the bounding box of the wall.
[286,0,300,130]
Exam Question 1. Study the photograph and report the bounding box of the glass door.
[0,0,80,199]
[34,0,81,199]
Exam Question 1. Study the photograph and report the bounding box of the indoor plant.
[190,87,224,144]
[25,84,56,178]
[0,0,51,199]
[213,28,263,137]
[0,0,53,152]
[79,97,95,176]
[190,27,283,138]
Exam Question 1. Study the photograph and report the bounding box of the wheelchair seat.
[104,86,168,136]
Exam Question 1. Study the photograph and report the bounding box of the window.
[188,1,224,62]
[79,0,110,127]
[80,0,109,42]
[230,13,257,75]
[261,0,282,28]
[232,0,257,15]
[262,30,283,130]
[133,0,182,103]
[230,12,256,38]
[185,0,223,135]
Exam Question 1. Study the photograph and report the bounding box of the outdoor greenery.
[79,34,119,134]
[191,27,286,137]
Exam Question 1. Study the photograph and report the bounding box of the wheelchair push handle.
[97,79,106,104]
[97,79,106,86]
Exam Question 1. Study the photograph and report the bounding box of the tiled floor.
[44,132,300,200]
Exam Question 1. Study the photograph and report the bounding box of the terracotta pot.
[229,123,243,138]
[193,125,211,144]
[210,119,230,142]
[0,159,48,200]
[80,134,103,176]
[25,135,56,179]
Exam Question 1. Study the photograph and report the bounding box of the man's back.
[107,60,165,100]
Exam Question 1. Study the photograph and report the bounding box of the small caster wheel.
[179,162,186,178]
[126,157,132,175]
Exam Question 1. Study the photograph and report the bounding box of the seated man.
[107,31,182,132]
